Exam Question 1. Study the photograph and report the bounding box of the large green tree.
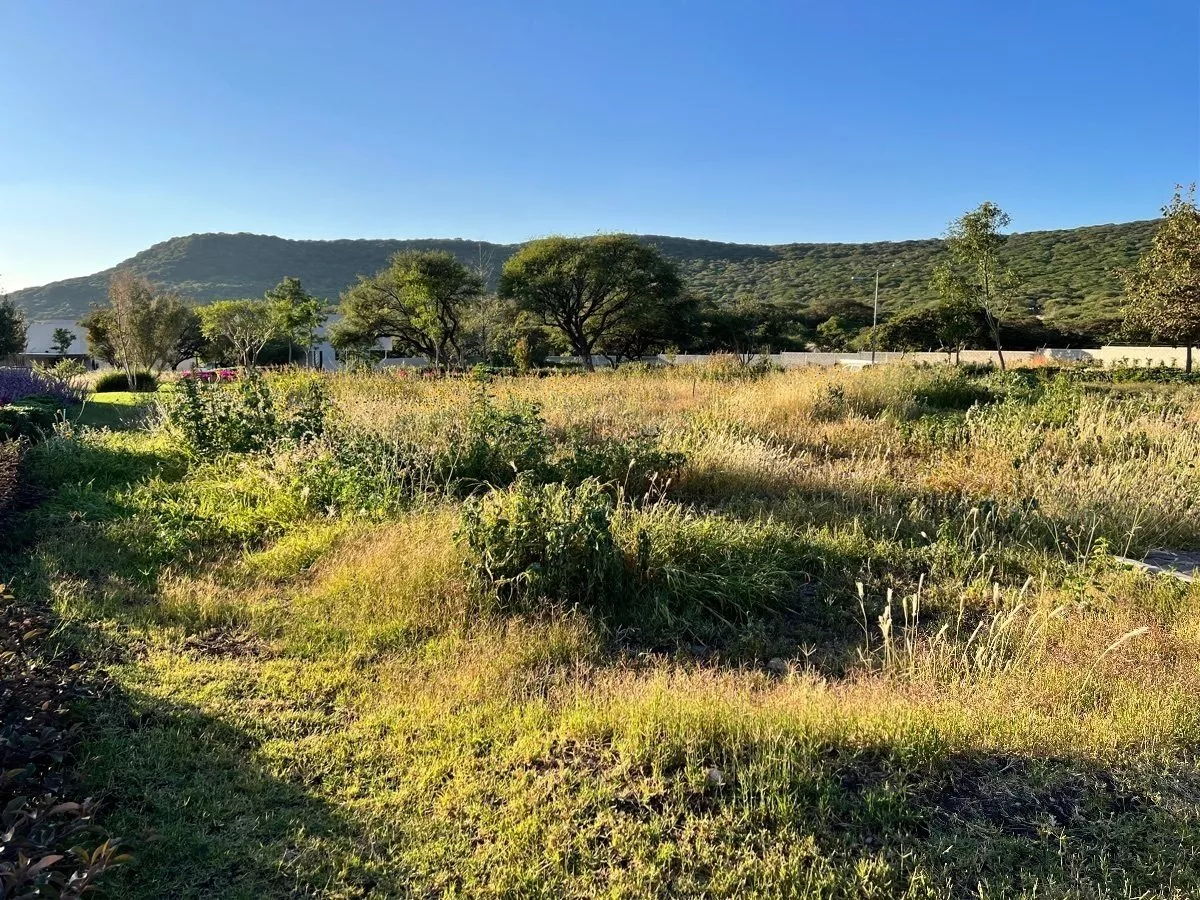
[266,276,327,366]
[932,202,1021,369]
[197,298,278,369]
[336,251,481,368]
[876,297,986,362]
[1119,186,1200,372]
[499,235,685,371]
[0,292,28,360]
[596,291,698,366]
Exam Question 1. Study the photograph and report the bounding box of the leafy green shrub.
[621,502,815,628]
[94,370,157,392]
[161,372,327,455]
[555,431,685,496]
[910,368,992,411]
[460,479,816,631]
[1109,365,1200,384]
[285,427,437,517]
[449,391,552,491]
[459,478,622,612]
[0,395,60,440]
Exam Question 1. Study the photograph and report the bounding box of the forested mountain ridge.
[11,221,1157,337]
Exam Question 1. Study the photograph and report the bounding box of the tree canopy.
[266,276,327,365]
[1120,186,1200,372]
[197,298,278,369]
[932,202,1021,369]
[500,235,684,370]
[0,293,27,360]
[335,251,482,368]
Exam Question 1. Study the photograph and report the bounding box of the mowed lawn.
[6,365,1200,899]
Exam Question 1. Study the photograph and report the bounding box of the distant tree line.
[72,189,1199,375]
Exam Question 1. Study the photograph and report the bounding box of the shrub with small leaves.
[459,478,623,612]
[555,430,685,497]
[161,371,327,455]
[448,390,552,491]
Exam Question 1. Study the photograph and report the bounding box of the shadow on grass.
[79,677,387,899]
[6,438,1200,896]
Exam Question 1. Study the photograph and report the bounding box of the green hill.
[10,222,1157,336]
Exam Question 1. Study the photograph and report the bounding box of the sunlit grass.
[8,365,1200,897]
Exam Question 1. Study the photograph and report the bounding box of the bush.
[555,431,685,496]
[0,395,60,440]
[161,371,327,455]
[459,479,817,630]
[94,370,158,392]
[285,427,437,517]
[1109,365,1200,384]
[449,391,552,491]
[459,478,623,612]
[910,368,992,411]
[622,502,815,628]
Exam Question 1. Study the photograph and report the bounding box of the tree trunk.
[1188,345,1194,374]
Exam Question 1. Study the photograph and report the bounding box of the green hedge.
[94,370,158,392]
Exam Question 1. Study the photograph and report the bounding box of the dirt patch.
[181,628,272,659]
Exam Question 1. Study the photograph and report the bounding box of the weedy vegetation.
[2,362,1199,898]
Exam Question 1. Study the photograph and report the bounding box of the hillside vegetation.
[11,221,1156,337]
[2,364,1199,897]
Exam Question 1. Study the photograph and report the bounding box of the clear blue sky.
[2,0,1197,290]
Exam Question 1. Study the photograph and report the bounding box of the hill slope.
[10,222,1156,334]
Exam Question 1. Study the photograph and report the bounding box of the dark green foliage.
[1119,187,1200,371]
[94,370,157,392]
[556,431,685,496]
[1109,366,1200,384]
[459,480,815,631]
[286,427,434,516]
[0,396,60,440]
[910,368,993,410]
[51,327,76,356]
[265,276,327,366]
[0,294,28,359]
[10,223,1158,345]
[459,478,623,612]
[453,392,552,490]
[500,235,686,371]
[161,373,327,455]
[335,251,482,367]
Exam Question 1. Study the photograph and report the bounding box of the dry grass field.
[4,362,1200,898]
